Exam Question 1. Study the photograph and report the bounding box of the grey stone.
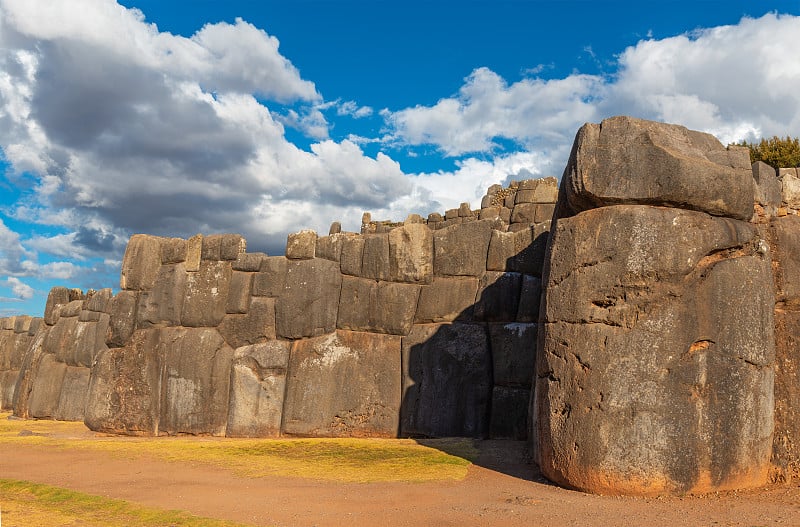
[562,116,755,221]
[433,220,493,277]
[282,330,402,437]
[535,204,774,495]
[86,288,113,313]
[361,234,390,281]
[489,322,537,387]
[773,310,800,482]
[286,230,317,259]
[389,223,433,283]
[120,234,162,290]
[316,233,348,262]
[226,271,253,314]
[220,234,246,260]
[160,237,188,264]
[490,386,530,440]
[54,366,89,421]
[340,235,365,276]
[185,234,203,272]
[276,259,342,339]
[487,230,515,272]
[517,274,542,322]
[217,296,276,349]
[752,161,782,210]
[232,252,268,272]
[415,277,478,323]
[226,341,291,437]
[136,263,187,327]
[107,291,138,347]
[428,213,444,223]
[27,354,67,419]
[201,234,222,260]
[771,216,800,302]
[158,327,233,436]
[337,277,420,335]
[85,329,164,435]
[252,257,288,297]
[180,261,232,327]
[474,272,522,322]
[401,323,492,438]
[781,170,800,209]
[329,221,342,235]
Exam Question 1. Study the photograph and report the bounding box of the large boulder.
[275,259,342,339]
[226,341,291,438]
[561,116,755,221]
[401,323,492,438]
[535,204,774,495]
[282,330,402,437]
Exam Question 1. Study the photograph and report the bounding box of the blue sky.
[2,0,800,317]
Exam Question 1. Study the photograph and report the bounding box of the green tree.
[734,136,800,169]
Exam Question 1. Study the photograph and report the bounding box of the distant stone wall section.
[7,178,557,440]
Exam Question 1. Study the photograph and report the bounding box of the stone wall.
[532,116,792,496]
[0,315,41,409]
[8,178,557,440]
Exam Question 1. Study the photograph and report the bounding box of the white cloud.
[0,0,416,260]
[384,67,604,156]
[337,100,374,118]
[6,276,33,299]
[610,13,800,143]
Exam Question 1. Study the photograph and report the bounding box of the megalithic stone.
[534,204,775,495]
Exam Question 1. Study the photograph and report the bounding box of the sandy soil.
[2,439,800,527]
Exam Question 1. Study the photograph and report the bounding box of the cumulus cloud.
[6,276,33,299]
[0,0,415,261]
[384,67,604,156]
[383,13,800,166]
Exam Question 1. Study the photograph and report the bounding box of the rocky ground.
[3,438,800,527]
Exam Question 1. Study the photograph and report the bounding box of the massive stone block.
[490,385,530,441]
[276,259,342,339]
[120,234,162,291]
[473,272,521,322]
[401,323,492,438]
[27,354,67,419]
[226,341,290,438]
[251,257,287,297]
[85,329,164,435]
[752,161,781,210]
[54,366,90,421]
[388,223,433,283]
[158,328,233,436]
[433,220,493,277]
[282,331,402,437]
[180,260,232,327]
[415,277,478,323]
[562,116,755,221]
[44,287,71,326]
[361,234,390,281]
[337,277,420,335]
[535,205,774,495]
[136,263,187,327]
[773,310,800,482]
[107,291,138,347]
[489,323,537,388]
[770,215,800,301]
[217,296,276,349]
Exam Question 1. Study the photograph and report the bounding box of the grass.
[0,413,478,483]
[0,479,250,527]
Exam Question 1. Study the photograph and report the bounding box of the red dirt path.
[3,440,800,526]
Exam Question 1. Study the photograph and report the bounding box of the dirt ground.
[3,438,800,527]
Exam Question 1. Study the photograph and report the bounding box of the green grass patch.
[0,479,250,527]
[1,413,478,483]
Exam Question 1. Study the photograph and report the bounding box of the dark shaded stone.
[490,386,530,440]
[401,323,492,438]
[473,272,522,322]
[489,322,537,387]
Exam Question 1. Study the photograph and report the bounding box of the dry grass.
[0,479,250,527]
[0,413,477,483]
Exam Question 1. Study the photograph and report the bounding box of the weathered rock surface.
[226,341,290,437]
[401,323,492,438]
[276,259,342,339]
[562,116,755,220]
[535,204,774,495]
[433,220,493,276]
[282,331,401,437]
